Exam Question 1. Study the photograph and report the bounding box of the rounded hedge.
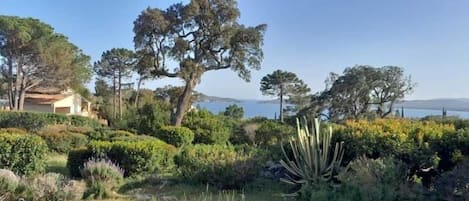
[155,126,194,147]
[68,139,177,177]
[0,134,48,175]
[182,110,230,144]
[175,144,267,189]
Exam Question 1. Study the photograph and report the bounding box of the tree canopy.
[94,48,136,120]
[133,0,266,126]
[305,65,415,121]
[0,16,91,110]
[260,70,310,122]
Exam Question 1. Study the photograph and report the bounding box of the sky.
[2,0,469,100]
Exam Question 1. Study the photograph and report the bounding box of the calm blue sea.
[195,100,469,119]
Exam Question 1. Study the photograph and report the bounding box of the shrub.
[39,126,88,153]
[0,127,28,135]
[0,111,47,132]
[84,127,154,142]
[0,169,20,194]
[229,123,258,145]
[135,102,171,135]
[155,126,195,147]
[182,109,230,144]
[67,148,93,177]
[280,118,345,196]
[433,158,469,200]
[255,120,294,147]
[24,173,85,201]
[81,158,124,199]
[68,140,177,177]
[337,157,423,201]
[69,115,101,127]
[175,144,267,189]
[333,119,459,175]
[0,111,102,132]
[0,134,48,175]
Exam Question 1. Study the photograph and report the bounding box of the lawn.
[45,154,292,201]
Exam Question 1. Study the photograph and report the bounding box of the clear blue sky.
[2,0,469,100]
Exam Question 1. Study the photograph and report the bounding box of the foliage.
[133,0,266,125]
[182,109,231,144]
[24,173,85,201]
[135,102,172,135]
[0,127,28,135]
[255,120,294,147]
[81,158,124,199]
[337,157,423,201]
[87,140,177,176]
[280,118,345,196]
[308,66,415,121]
[94,48,136,120]
[433,158,469,201]
[0,134,48,175]
[0,111,47,132]
[67,148,93,178]
[333,119,460,172]
[175,144,267,189]
[260,70,310,122]
[223,104,244,119]
[39,125,88,153]
[0,16,91,110]
[155,126,195,147]
[0,111,101,132]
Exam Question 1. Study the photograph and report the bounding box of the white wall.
[53,94,82,115]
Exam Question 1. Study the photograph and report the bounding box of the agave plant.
[280,118,345,195]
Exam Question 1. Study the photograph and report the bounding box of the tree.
[260,70,310,122]
[94,48,136,120]
[0,16,91,110]
[133,0,266,126]
[315,65,415,121]
[154,85,200,115]
[223,104,244,119]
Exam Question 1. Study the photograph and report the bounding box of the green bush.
[68,140,177,177]
[0,111,101,132]
[81,158,124,199]
[175,144,267,189]
[0,111,47,132]
[0,134,48,175]
[155,126,195,147]
[0,127,28,135]
[182,110,230,144]
[135,102,171,135]
[39,126,88,153]
[67,148,93,178]
[255,121,294,147]
[433,158,469,200]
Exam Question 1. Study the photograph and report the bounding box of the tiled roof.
[24,93,72,104]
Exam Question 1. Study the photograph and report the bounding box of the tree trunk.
[279,85,284,123]
[7,57,14,110]
[13,61,22,110]
[172,78,197,126]
[18,90,25,111]
[134,75,143,108]
[112,75,116,120]
[118,70,122,120]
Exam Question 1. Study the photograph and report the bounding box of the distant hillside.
[396,98,469,111]
[196,94,241,103]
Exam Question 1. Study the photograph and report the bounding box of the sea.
[195,100,469,119]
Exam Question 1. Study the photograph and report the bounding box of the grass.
[44,153,292,201]
[44,152,69,176]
